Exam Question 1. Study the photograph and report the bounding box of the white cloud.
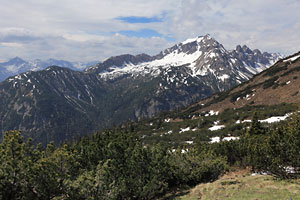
[0,0,299,61]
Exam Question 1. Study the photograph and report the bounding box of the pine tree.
[0,131,44,199]
[246,112,265,136]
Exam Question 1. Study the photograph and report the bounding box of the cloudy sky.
[0,0,299,62]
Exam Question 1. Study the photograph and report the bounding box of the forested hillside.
[1,108,300,199]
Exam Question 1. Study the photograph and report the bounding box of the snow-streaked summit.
[181,35,207,45]
[86,34,282,87]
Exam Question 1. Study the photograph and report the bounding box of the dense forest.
[1,110,300,199]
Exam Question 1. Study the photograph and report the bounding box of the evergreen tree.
[246,112,265,136]
[0,131,32,199]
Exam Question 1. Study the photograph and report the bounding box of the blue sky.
[117,16,163,24]
[0,0,299,62]
[115,16,166,39]
[117,29,163,38]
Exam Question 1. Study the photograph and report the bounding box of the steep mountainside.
[0,35,281,144]
[187,51,300,113]
[0,67,107,143]
[118,52,300,147]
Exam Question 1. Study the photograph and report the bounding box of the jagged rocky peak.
[253,49,262,55]
[242,45,253,54]
[234,45,248,56]
[156,34,224,58]
[231,44,282,66]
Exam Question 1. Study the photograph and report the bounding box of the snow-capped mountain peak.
[159,34,222,57]
[88,34,281,85]
[181,36,204,45]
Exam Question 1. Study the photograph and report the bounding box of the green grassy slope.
[176,169,300,200]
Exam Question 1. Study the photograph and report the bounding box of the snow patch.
[179,127,191,133]
[210,137,220,143]
[181,149,188,153]
[210,136,239,143]
[204,110,219,116]
[181,36,204,45]
[209,52,217,58]
[209,110,219,116]
[208,125,225,131]
[14,75,22,80]
[223,136,240,142]
[251,172,268,176]
[260,114,291,123]
[241,113,291,124]
[218,74,230,81]
[164,118,171,122]
[283,55,300,62]
[214,121,220,125]
[185,141,193,144]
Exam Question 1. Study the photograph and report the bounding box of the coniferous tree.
[246,112,269,172]
[0,131,30,199]
[246,112,265,136]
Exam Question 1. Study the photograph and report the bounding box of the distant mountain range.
[0,34,283,144]
[0,57,99,81]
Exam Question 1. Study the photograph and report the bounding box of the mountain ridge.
[86,35,281,84]
[0,34,282,144]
